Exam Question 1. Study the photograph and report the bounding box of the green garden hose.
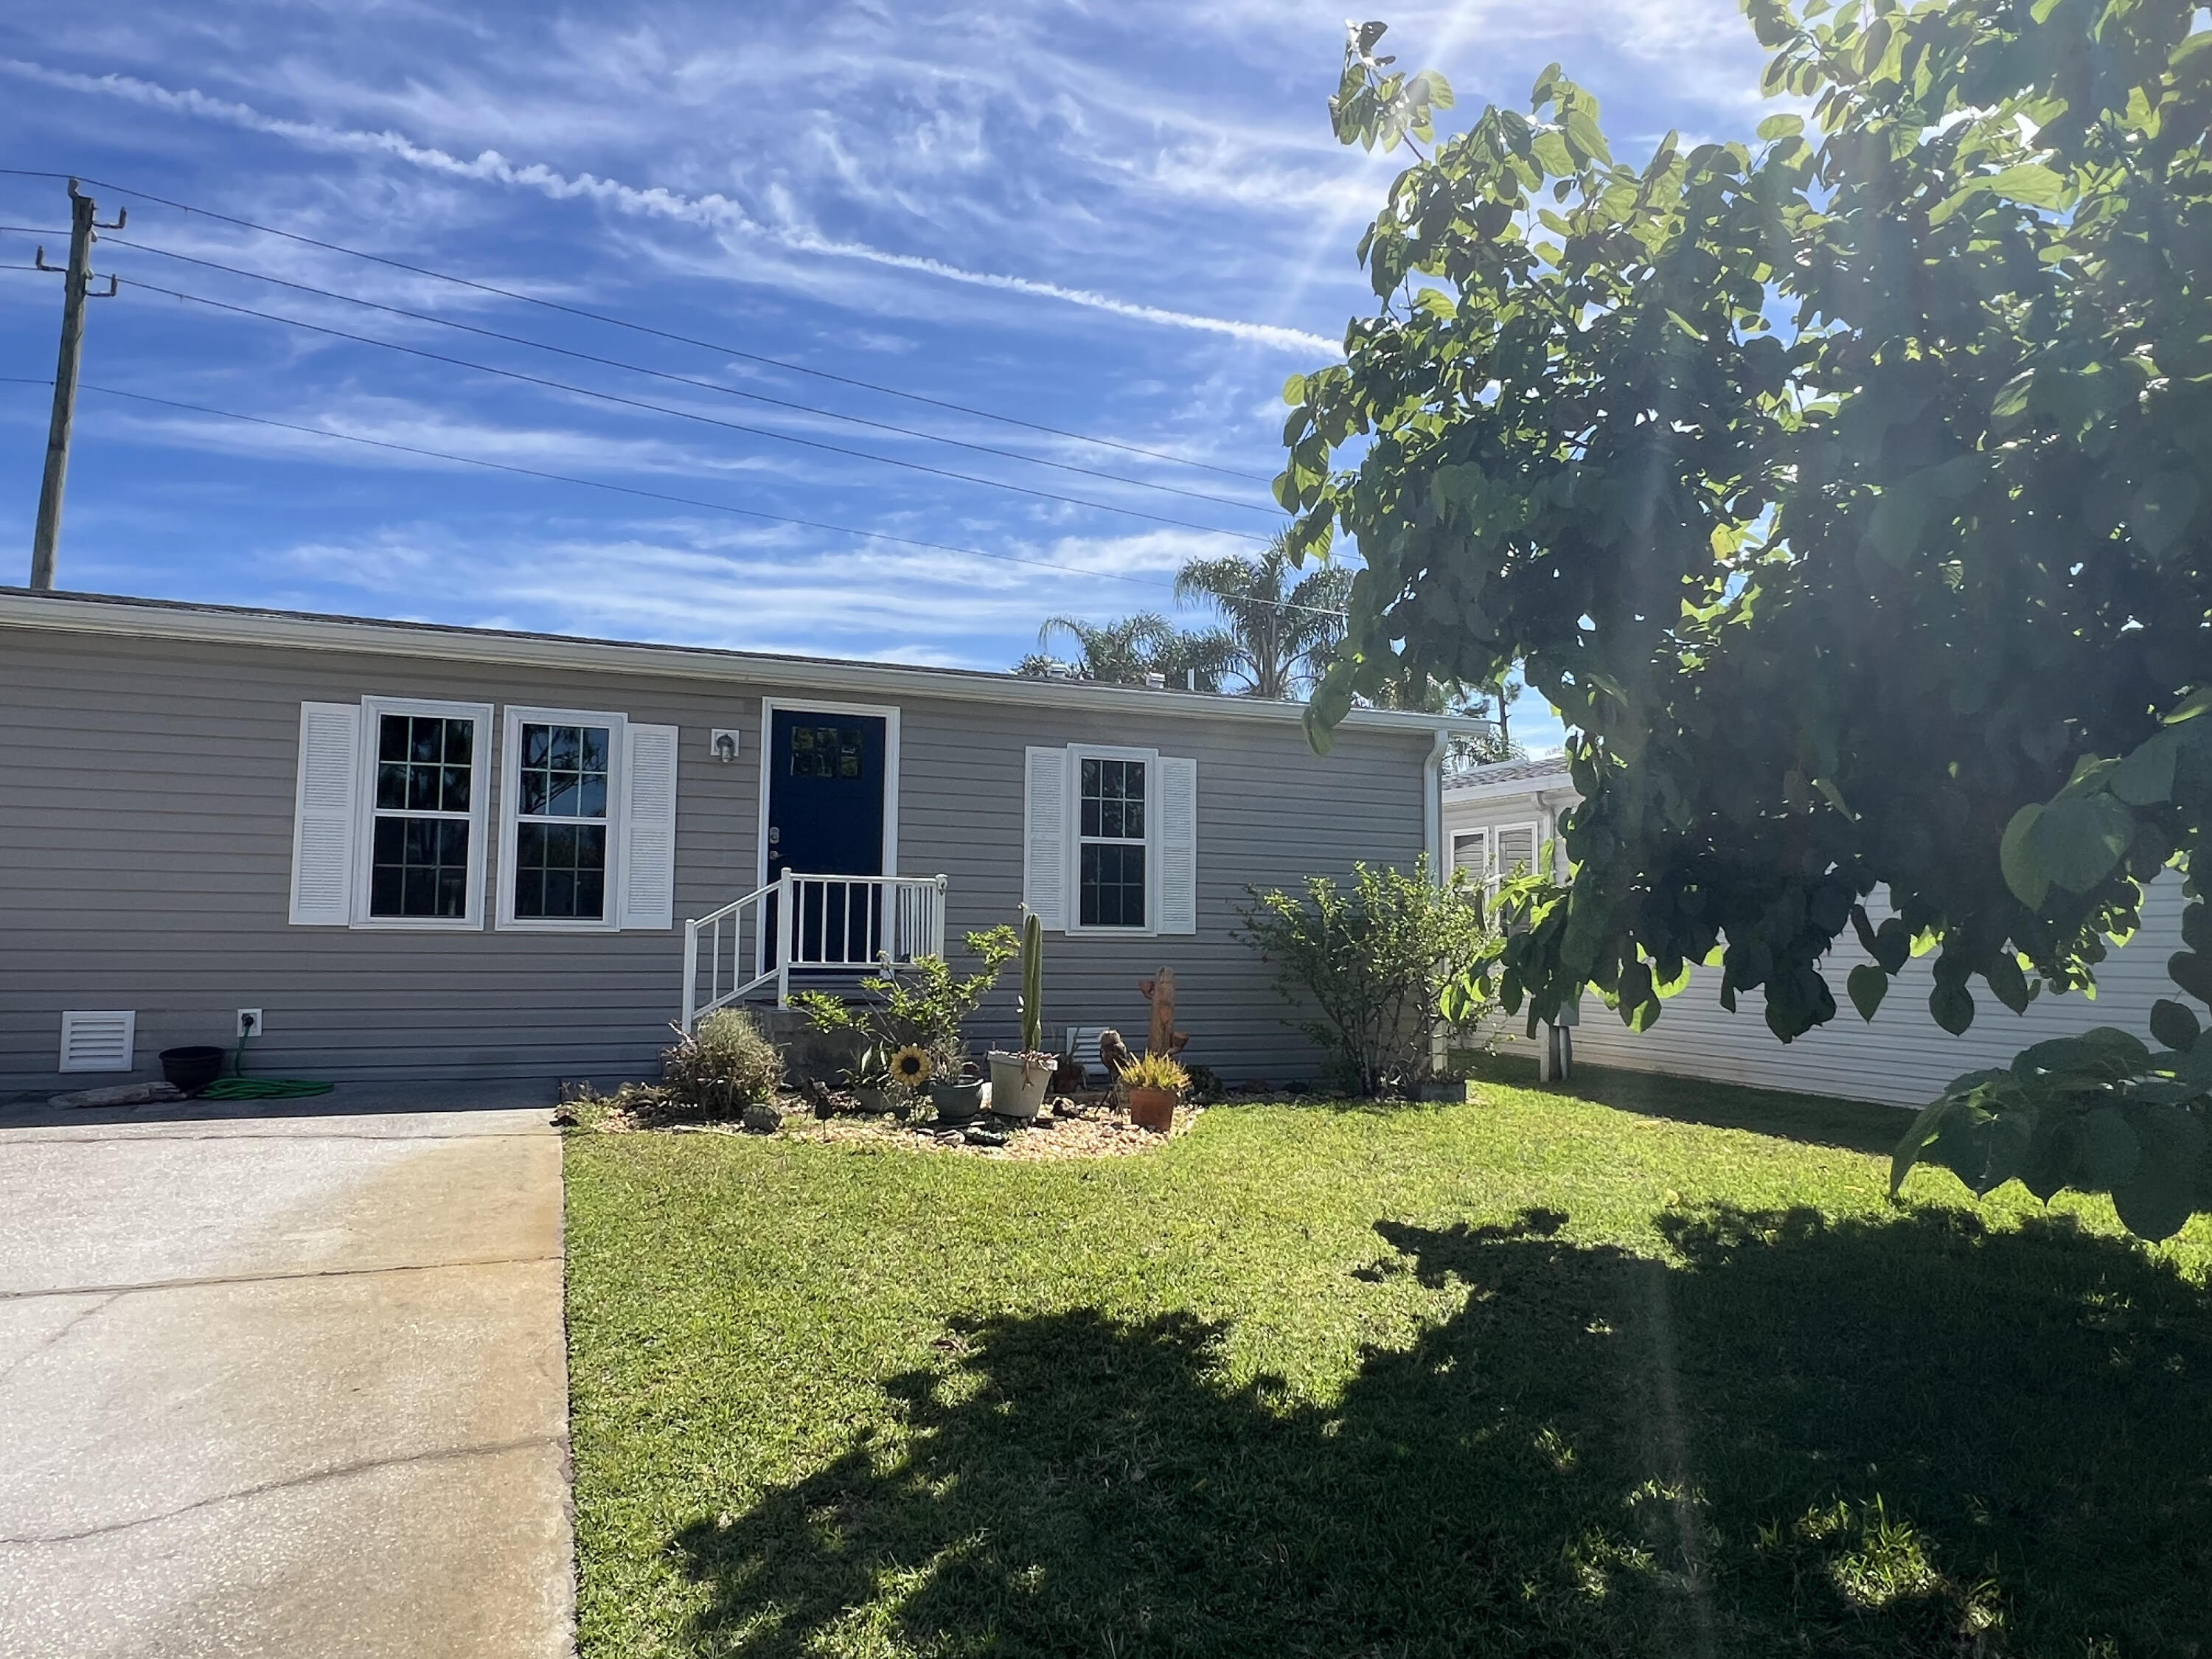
[195,1032,335,1101]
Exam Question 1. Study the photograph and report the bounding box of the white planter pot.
[987,1051,1054,1120]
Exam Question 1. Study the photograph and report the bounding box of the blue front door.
[767,709,887,968]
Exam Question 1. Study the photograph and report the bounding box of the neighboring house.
[0,588,1478,1096]
[1444,758,2187,1109]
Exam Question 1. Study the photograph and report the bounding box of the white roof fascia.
[0,589,1486,739]
[1444,766,1576,804]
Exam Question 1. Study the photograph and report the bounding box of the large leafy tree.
[1175,532,1355,699]
[1285,4,2212,1237]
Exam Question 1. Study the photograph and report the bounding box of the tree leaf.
[1863,479,1932,566]
[1991,369,2036,425]
[1986,162,2073,210]
[2078,1107,2141,1187]
[1757,113,1805,140]
[2150,998,2201,1053]
[2168,950,2212,1007]
[2025,795,2132,893]
[1985,952,2032,1015]
[1927,1097,2032,1195]
[2109,1103,2207,1240]
[1873,917,1911,975]
[1848,963,1888,1021]
[2000,804,2049,909]
[1930,979,1976,1034]
[2112,728,2180,806]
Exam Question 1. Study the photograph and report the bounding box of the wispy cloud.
[2,58,1339,354]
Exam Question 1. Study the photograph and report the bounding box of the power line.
[0,374,1197,593]
[0,167,1278,484]
[91,269,1271,543]
[0,227,1276,518]
[0,374,1352,619]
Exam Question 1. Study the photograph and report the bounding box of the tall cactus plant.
[1019,910,1044,1055]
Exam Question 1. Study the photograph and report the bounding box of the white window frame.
[1491,819,1542,886]
[1065,743,1160,936]
[352,696,493,931]
[497,706,628,933]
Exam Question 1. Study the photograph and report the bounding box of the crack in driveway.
[0,1433,571,1545]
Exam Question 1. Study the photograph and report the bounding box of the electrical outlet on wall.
[237,1009,263,1037]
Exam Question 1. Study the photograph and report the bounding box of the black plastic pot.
[159,1045,226,1094]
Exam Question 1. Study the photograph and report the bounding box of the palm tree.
[1031,613,1231,690]
[1172,532,1354,699]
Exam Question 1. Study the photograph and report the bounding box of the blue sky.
[0,1,1775,754]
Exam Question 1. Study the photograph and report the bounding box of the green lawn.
[564,1065,2212,1658]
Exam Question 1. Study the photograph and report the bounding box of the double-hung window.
[1077,754,1148,929]
[499,707,625,931]
[361,698,492,927]
[1021,743,1197,937]
[289,697,678,931]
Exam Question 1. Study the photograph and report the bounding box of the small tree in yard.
[1242,863,1497,1096]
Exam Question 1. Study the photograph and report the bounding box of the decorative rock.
[49,1082,185,1109]
[739,1104,782,1134]
[963,1125,1009,1148]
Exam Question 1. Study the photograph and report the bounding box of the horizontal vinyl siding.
[1,630,1430,1094]
[1571,878,2189,1109]
[900,700,1427,1085]
[1446,785,2189,1110]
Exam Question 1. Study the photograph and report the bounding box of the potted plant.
[989,912,1056,1121]
[1119,1051,1189,1133]
[795,926,1019,1132]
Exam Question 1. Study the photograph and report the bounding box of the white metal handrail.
[681,872,949,1029]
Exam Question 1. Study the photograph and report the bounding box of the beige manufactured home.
[0,588,1475,1096]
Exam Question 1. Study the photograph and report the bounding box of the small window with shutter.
[1023,743,1197,937]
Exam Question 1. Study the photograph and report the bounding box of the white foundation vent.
[59,1009,136,1074]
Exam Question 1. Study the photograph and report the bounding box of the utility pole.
[29,179,123,591]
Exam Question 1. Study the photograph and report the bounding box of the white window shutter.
[290,701,361,925]
[1158,755,1198,935]
[1023,746,1068,930]
[1452,830,1489,881]
[1495,824,1537,881]
[619,723,680,931]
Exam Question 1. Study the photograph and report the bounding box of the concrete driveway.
[0,1091,574,1658]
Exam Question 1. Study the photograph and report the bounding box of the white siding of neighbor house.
[1,625,1433,1095]
[1445,773,2189,1110]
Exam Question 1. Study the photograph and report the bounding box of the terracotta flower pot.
[1127,1085,1178,1133]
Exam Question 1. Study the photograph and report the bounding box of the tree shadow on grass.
[1465,1051,1914,1158]
[672,1207,2212,1658]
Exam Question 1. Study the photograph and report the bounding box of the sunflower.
[889,1046,933,1088]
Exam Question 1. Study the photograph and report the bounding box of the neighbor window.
[369,711,479,919]
[1078,755,1147,928]
[499,708,626,929]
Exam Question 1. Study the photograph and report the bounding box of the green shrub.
[1241,860,1500,1097]
[662,1009,784,1116]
